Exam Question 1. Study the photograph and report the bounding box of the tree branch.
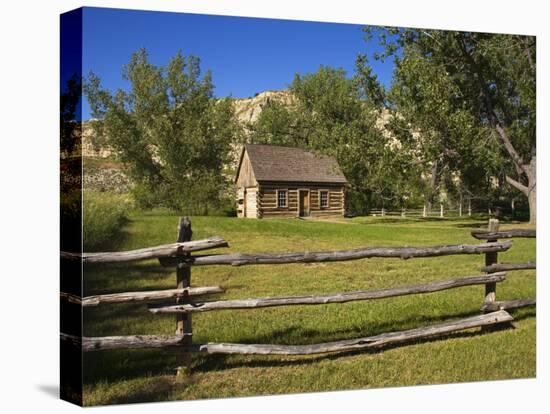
[506,175,528,195]
[494,124,528,174]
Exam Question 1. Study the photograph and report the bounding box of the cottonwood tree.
[386,46,494,213]
[250,65,415,214]
[84,49,242,213]
[369,28,536,223]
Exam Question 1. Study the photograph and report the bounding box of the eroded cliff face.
[81,121,112,158]
[233,90,296,125]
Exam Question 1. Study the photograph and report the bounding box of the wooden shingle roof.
[240,144,348,184]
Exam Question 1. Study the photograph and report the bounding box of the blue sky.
[79,7,395,120]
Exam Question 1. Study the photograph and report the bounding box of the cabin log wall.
[258,182,345,218]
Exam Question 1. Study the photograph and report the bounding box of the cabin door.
[299,190,310,217]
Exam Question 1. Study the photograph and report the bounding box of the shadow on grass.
[230,309,483,347]
[451,222,488,229]
[83,261,174,296]
[356,218,425,225]
[508,308,536,322]
[83,348,178,383]
[86,376,176,406]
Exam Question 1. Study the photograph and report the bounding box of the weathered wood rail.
[149,273,506,314]
[159,241,512,267]
[60,236,228,264]
[61,288,224,306]
[62,333,191,352]
[80,286,224,307]
[480,262,536,273]
[471,229,536,240]
[480,298,536,312]
[60,217,535,378]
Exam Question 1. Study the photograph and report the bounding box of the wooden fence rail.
[62,333,191,352]
[480,262,536,273]
[471,229,536,240]
[60,286,225,307]
[149,273,506,314]
[480,299,536,312]
[60,217,535,378]
[72,286,225,307]
[471,228,537,240]
[159,241,512,267]
[60,236,228,264]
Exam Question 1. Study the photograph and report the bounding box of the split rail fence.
[61,217,535,376]
[471,219,536,312]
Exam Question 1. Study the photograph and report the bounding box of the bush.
[83,191,132,251]
[207,196,237,217]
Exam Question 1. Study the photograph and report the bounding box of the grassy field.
[82,213,536,406]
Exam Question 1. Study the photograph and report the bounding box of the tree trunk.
[528,186,536,225]
[425,160,441,214]
[506,156,536,225]
[425,200,431,215]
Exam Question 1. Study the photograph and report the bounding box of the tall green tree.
[386,46,493,212]
[84,49,242,213]
[251,65,417,214]
[369,28,536,223]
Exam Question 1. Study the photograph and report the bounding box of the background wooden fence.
[370,205,529,219]
[61,218,535,377]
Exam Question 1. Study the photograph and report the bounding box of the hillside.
[233,90,296,125]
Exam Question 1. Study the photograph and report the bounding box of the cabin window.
[277,190,287,208]
[320,191,329,208]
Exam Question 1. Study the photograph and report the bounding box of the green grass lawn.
[82,213,536,406]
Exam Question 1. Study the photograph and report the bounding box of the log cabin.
[235,144,348,218]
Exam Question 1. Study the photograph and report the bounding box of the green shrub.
[83,191,132,251]
[207,196,237,217]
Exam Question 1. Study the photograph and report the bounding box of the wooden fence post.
[468,199,472,217]
[423,204,427,218]
[484,219,499,306]
[440,204,444,218]
[176,217,192,378]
